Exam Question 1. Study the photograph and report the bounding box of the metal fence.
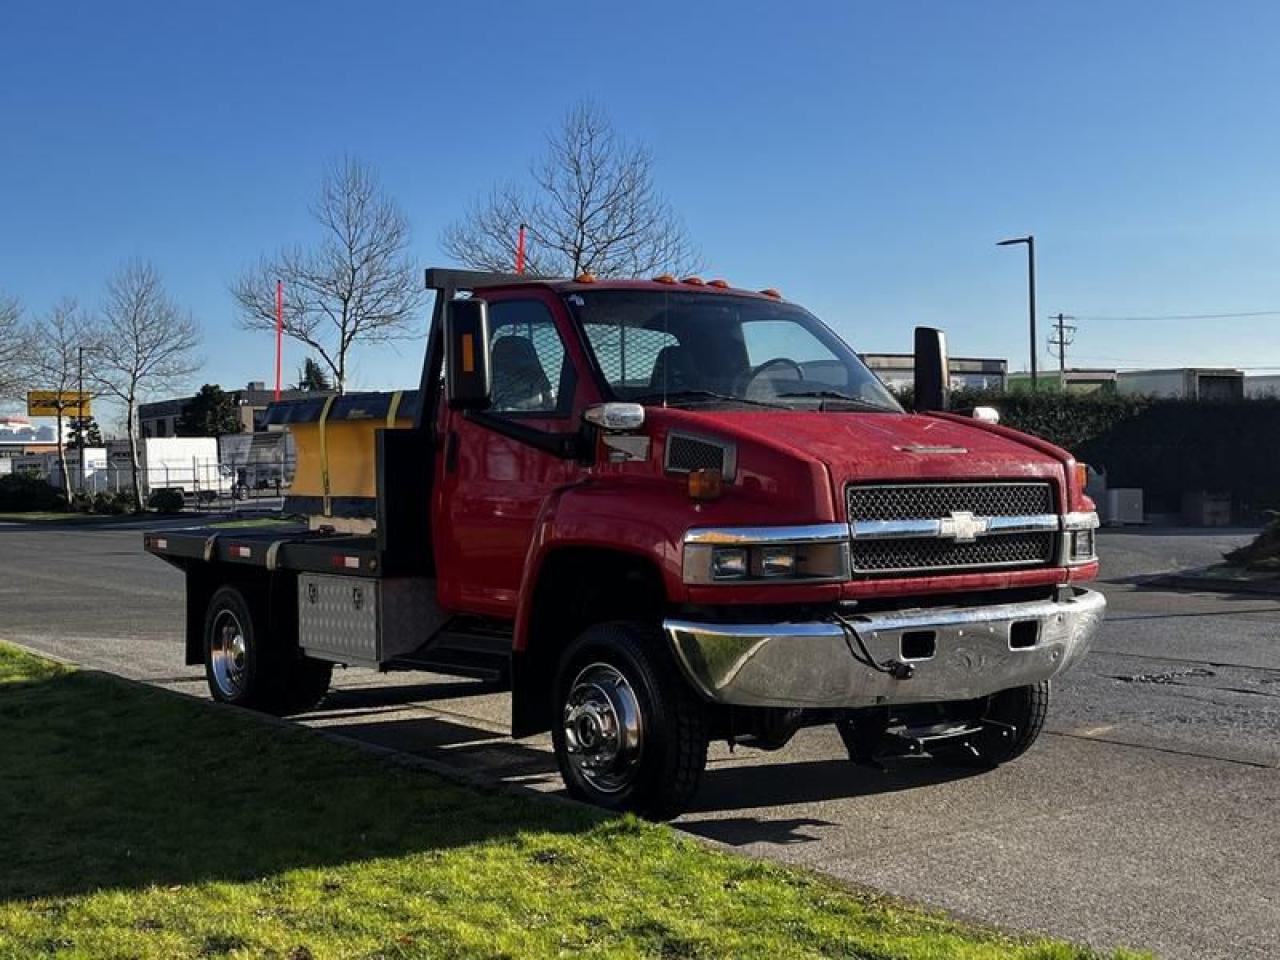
[18,436,295,511]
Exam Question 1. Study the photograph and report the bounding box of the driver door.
[433,291,588,617]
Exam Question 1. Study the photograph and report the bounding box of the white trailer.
[107,437,232,499]
[1115,368,1243,401]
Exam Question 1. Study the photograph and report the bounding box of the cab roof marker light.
[682,276,705,285]
[575,272,597,283]
[707,279,730,289]
[760,288,783,299]
[653,274,677,284]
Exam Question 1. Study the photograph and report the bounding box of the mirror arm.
[464,411,582,460]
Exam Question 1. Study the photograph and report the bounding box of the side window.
[488,299,573,415]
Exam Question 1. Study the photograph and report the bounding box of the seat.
[648,345,698,394]
[491,336,554,411]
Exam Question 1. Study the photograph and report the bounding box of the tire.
[281,658,333,714]
[203,584,333,714]
[551,621,709,819]
[202,584,280,710]
[966,681,1050,766]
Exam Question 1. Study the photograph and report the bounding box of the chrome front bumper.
[664,587,1106,709]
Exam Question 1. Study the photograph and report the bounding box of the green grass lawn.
[203,515,302,529]
[0,511,138,524]
[0,643,1145,960]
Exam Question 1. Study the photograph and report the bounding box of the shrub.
[147,488,185,514]
[0,474,67,512]
[92,491,132,515]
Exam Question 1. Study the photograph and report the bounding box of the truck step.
[388,628,512,685]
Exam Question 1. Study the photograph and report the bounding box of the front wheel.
[551,622,708,819]
[965,681,1050,766]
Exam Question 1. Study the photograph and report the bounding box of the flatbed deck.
[144,526,385,577]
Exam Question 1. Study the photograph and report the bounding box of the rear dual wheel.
[203,584,332,714]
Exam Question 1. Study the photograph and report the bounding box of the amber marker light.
[682,276,705,285]
[575,272,597,283]
[653,274,677,284]
[707,279,730,289]
[759,288,782,299]
[687,467,724,501]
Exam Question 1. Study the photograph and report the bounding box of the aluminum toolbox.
[297,573,439,666]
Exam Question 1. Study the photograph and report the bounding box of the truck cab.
[146,268,1104,818]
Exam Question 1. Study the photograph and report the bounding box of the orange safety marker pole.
[275,279,283,401]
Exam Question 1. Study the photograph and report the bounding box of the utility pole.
[1047,313,1077,387]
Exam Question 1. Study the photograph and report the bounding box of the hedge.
[948,391,1280,520]
[0,474,67,512]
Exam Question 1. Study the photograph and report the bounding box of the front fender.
[514,479,686,651]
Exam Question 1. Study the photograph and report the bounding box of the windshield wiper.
[632,389,789,410]
[776,390,894,412]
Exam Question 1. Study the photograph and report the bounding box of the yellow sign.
[27,391,92,418]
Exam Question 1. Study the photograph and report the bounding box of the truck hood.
[654,409,1066,508]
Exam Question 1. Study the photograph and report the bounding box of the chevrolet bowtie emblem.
[938,510,989,543]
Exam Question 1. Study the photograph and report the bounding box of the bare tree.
[231,156,423,394]
[443,102,701,279]
[94,260,200,512]
[0,295,27,401]
[24,299,99,502]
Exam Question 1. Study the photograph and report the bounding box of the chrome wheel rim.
[562,662,644,794]
[210,609,248,698]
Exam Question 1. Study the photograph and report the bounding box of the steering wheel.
[741,357,805,398]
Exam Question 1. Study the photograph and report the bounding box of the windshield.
[563,289,902,412]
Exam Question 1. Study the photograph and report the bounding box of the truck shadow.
[0,668,595,902]
[693,754,983,815]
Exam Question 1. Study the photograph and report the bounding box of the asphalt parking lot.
[1,520,1277,959]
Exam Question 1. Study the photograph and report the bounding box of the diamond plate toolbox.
[297,574,436,665]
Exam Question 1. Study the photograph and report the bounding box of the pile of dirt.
[1223,512,1280,571]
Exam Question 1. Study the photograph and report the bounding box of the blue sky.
[4,1,1280,422]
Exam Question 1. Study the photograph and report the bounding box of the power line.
[1073,310,1280,322]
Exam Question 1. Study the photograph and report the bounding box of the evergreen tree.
[296,357,333,392]
[176,384,243,437]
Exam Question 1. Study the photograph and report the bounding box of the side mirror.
[913,326,949,412]
[444,298,492,411]
[584,402,645,432]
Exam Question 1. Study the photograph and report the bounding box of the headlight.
[711,547,749,580]
[684,525,850,585]
[759,545,796,577]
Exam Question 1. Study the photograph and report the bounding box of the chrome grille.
[847,482,1057,575]
[848,482,1053,521]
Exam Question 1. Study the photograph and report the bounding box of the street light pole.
[997,234,1038,388]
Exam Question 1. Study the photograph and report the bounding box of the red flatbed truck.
[146,267,1105,817]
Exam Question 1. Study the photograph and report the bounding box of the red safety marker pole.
[275,280,283,401]
[515,223,526,274]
